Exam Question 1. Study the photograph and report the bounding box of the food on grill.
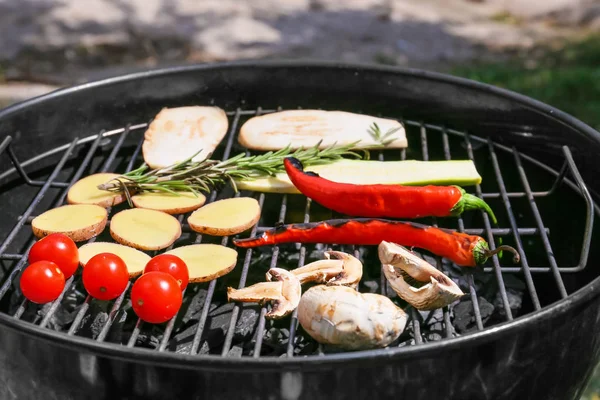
[131,271,183,324]
[143,254,189,291]
[238,110,406,151]
[19,260,66,304]
[235,159,483,194]
[78,242,151,277]
[297,285,407,350]
[142,106,229,169]
[281,250,363,288]
[110,208,182,251]
[233,218,521,267]
[165,244,238,283]
[31,204,108,242]
[67,173,128,207]
[187,197,261,236]
[378,241,464,310]
[283,157,497,223]
[131,191,206,215]
[81,253,130,301]
[28,233,80,279]
[97,141,361,199]
[227,268,301,319]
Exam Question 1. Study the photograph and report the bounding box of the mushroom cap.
[382,264,464,310]
[323,250,363,288]
[297,285,407,350]
[265,267,302,319]
[270,259,345,285]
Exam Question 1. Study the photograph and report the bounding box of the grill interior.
[0,107,595,358]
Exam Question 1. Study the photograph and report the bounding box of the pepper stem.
[483,245,520,264]
[460,193,498,225]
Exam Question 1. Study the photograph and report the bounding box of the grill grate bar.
[0,136,12,156]
[421,124,454,338]
[68,131,143,336]
[285,198,313,357]
[442,126,486,329]
[486,140,541,310]
[252,194,288,357]
[463,134,513,320]
[0,137,80,302]
[221,193,266,356]
[513,150,568,299]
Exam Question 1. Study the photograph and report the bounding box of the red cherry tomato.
[29,233,79,278]
[20,260,65,304]
[82,253,129,301]
[131,271,183,324]
[143,254,189,291]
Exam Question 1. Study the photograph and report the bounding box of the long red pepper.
[283,157,498,224]
[233,218,519,267]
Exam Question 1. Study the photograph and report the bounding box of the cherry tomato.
[143,254,189,291]
[20,260,65,304]
[82,253,129,301]
[29,233,79,278]
[131,271,183,324]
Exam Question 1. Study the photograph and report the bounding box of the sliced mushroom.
[378,241,465,310]
[266,250,363,288]
[297,285,407,350]
[227,267,301,319]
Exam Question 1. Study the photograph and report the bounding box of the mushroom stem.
[227,267,301,319]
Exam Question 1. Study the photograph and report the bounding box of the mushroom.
[227,267,301,319]
[378,241,465,311]
[267,250,363,288]
[297,285,407,350]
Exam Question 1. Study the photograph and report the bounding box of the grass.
[451,34,600,132]
[452,33,600,400]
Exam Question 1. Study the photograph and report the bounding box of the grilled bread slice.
[142,106,229,169]
[238,110,406,151]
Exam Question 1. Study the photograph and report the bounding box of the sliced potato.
[32,204,108,242]
[165,244,238,283]
[187,197,260,236]
[66,173,127,207]
[78,242,151,277]
[131,191,206,215]
[110,208,182,251]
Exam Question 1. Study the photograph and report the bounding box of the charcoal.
[362,280,379,293]
[180,288,211,325]
[494,288,523,317]
[171,302,260,352]
[419,308,457,341]
[226,345,243,357]
[453,297,495,333]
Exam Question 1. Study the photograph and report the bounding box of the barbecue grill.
[0,61,598,400]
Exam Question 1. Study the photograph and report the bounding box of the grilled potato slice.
[110,208,182,251]
[238,109,406,151]
[142,106,229,169]
[78,242,151,278]
[31,204,108,242]
[165,244,238,283]
[187,197,260,236]
[67,173,128,207]
[131,191,206,215]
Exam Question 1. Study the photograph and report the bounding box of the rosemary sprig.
[97,140,369,205]
[367,122,402,147]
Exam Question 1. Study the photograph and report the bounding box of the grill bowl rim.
[0,59,599,368]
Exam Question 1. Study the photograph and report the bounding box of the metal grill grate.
[0,108,595,358]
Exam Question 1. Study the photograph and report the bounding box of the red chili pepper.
[233,218,519,267]
[283,157,498,224]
